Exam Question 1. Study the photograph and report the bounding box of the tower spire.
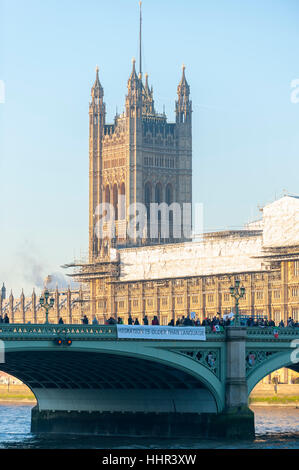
[176,64,192,124]
[91,65,103,100]
[139,1,142,78]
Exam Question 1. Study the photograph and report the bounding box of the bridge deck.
[0,324,297,341]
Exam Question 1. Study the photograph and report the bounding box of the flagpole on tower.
[139,1,142,78]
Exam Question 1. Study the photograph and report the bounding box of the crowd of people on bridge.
[86,313,299,329]
[0,312,298,328]
[0,314,10,324]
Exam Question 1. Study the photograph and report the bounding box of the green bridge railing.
[0,324,117,339]
[0,324,297,341]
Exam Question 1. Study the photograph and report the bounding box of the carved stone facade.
[3,201,299,330]
[0,288,86,325]
[80,196,299,324]
[85,258,299,326]
[75,57,299,332]
[89,62,192,260]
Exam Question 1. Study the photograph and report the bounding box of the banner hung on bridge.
[116,325,206,341]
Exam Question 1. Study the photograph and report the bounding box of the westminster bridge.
[0,324,298,439]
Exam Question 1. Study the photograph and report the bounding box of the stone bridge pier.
[220,327,254,438]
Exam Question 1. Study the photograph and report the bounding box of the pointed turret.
[176,64,192,124]
[142,73,155,115]
[144,73,150,93]
[177,64,190,97]
[91,66,104,100]
[126,58,142,116]
[127,58,141,96]
[89,66,106,261]
[1,283,6,300]
[32,288,37,323]
[9,290,14,321]
[20,289,25,323]
[90,66,105,118]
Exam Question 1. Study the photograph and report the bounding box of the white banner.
[116,325,206,341]
[223,311,234,321]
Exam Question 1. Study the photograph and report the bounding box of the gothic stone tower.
[89,61,192,261]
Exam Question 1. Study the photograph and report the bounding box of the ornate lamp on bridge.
[39,289,54,324]
[229,279,245,327]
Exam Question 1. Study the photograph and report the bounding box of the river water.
[0,404,298,449]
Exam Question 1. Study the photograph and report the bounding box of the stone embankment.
[0,384,36,404]
[250,384,299,405]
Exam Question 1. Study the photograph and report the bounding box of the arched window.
[113,184,118,220]
[119,183,126,220]
[145,182,152,207]
[105,185,110,204]
[165,184,173,205]
[154,183,163,240]
[155,183,162,204]
[165,183,174,239]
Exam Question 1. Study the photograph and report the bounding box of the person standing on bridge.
[183,314,193,326]
[4,314,9,324]
[287,317,294,327]
[143,315,149,325]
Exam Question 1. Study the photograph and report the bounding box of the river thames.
[0,404,297,449]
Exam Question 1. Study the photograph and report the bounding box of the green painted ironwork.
[245,349,282,374]
[178,349,221,378]
[0,324,227,341]
[229,279,246,326]
[0,324,117,340]
[39,289,54,324]
[0,324,297,341]
[246,327,299,338]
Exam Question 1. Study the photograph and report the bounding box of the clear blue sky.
[0,0,298,295]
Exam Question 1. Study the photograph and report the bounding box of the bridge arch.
[1,342,224,414]
[247,349,299,395]
[90,342,225,411]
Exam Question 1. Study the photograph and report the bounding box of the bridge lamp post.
[39,289,54,324]
[229,279,245,327]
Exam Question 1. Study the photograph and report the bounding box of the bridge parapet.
[0,324,226,341]
[0,324,117,340]
[246,327,299,340]
[0,324,298,342]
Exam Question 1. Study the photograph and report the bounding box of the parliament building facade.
[2,61,299,385]
[73,64,299,330]
[2,63,299,332]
